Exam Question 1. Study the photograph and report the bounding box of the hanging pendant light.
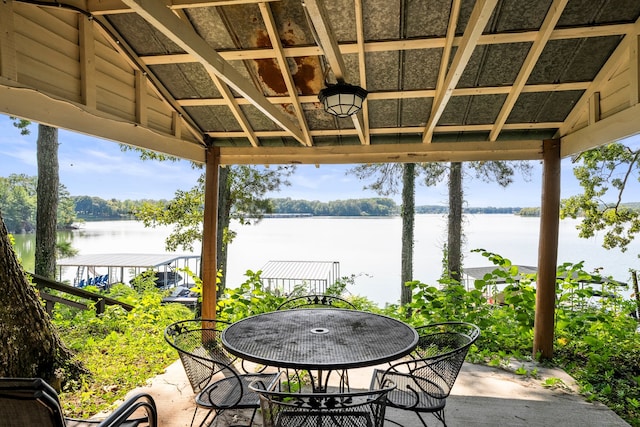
[318,82,368,118]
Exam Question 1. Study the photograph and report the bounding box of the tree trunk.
[0,211,86,389]
[35,124,59,279]
[447,162,463,282]
[216,166,231,295]
[400,163,415,305]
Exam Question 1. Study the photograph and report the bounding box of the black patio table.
[221,308,419,392]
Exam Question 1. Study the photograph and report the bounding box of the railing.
[28,273,134,315]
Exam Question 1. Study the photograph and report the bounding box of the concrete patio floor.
[124,360,631,427]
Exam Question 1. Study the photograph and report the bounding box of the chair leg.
[431,409,446,427]
[190,407,199,427]
[197,408,218,427]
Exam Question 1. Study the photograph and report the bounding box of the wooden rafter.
[429,0,461,144]
[304,0,367,145]
[172,7,260,147]
[489,0,568,142]
[120,0,306,144]
[258,2,312,146]
[354,0,369,145]
[423,0,499,142]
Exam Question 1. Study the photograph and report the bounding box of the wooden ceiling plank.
[0,0,17,80]
[557,18,640,137]
[258,2,312,146]
[561,103,640,157]
[94,16,204,143]
[0,77,206,162]
[423,0,499,142]
[120,0,306,144]
[489,0,568,142]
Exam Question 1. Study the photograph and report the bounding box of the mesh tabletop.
[221,309,419,370]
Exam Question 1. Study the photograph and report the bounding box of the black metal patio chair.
[250,375,395,427]
[164,318,280,427]
[0,377,158,427]
[276,294,356,311]
[369,321,480,427]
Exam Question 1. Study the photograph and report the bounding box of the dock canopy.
[260,261,340,295]
[58,253,200,288]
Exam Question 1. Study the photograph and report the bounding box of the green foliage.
[386,249,639,426]
[269,197,398,216]
[133,165,294,253]
[216,270,285,322]
[0,174,77,233]
[73,195,145,220]
[561,142,640,252]
[53,282,191,418]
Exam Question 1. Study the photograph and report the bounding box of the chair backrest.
[276,294,356,310]
[164,318,239,393]
[250,382,395,427]
[0,378,66,427]
[402,322,480,398]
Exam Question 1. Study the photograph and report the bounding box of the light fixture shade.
[318,83,368,118]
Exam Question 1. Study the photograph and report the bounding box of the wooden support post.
[201,147,220,319]
[533,139,561,360]
[96,298,106,315]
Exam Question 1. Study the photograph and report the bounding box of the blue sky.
[1,114,639,207]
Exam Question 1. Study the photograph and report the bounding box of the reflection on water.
[11,215,639,306]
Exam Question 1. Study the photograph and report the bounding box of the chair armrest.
[97,393,158,427]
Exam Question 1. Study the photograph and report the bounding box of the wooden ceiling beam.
[120,0,306,144]
[423,0,499,142]
[561,103,640,157]
[205,121,563,138]
[489,0,568,141]
[176,82,590,107]
[217,140,544,166]
[138,23,633,65]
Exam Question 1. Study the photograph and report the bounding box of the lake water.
[11,215,639,306]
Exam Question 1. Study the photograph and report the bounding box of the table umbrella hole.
[310,328,329,334]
